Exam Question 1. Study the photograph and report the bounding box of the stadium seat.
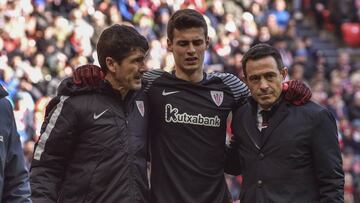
[341,23,360,47]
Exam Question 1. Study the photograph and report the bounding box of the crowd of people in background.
[0,0,359,202]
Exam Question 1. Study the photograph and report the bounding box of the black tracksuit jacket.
[30,79,149,203]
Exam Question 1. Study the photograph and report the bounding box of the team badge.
[210,91,224,107]
[136,101,145,117]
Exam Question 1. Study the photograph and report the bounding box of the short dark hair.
[96,24,149,73]
[242,43,284,77]
[167,9,208,42]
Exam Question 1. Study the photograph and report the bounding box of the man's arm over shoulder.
[312,107,344,202]
[57,77,99,96]
[224,108,243,176]
[30,95,79,203]
[0,98,31,202]
[142,69,166,92]
[224,136,242,176]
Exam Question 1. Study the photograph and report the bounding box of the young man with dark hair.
[72,9,311,203]
[0,84,31,202]
[226,43,344,202]
[30,24,150,203]
[143,9,246,202]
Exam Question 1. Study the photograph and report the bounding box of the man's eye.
[178,42,188,46]
[249,76,260,82]
[265,74,276,80]
[193,40,204,46]
[133,58,144,64]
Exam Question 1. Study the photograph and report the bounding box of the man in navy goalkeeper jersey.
[72,9,311,203]
[142,9,250,203]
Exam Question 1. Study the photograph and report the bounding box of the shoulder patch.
[136,100,145,117]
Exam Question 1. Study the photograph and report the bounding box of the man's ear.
[167,38,173,52]
[281,67,288,80]
[106,57,116,73]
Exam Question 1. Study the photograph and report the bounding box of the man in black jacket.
[0,84,31,202]
[30,24,150,202]
[226,43,344,202]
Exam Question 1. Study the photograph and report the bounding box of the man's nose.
[141,62,149,73]
[187,43,196,54]
[259,78,269,90]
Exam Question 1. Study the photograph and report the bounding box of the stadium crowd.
[0,0,359,202]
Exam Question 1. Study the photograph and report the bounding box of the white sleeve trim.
[33,96,69,160]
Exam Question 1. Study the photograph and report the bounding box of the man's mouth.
[258,93,272,97]
[185,57,198,62]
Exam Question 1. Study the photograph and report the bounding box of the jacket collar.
[101,80,136,103]
[57,78,139,107]
[260,98,289,148]
[0,85,8,99]
[247,93,284,114]
[244,94,289,150]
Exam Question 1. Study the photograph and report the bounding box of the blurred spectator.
[205,0,224,28]
[23,139,35,169]
[269,0,290,31]
[273,37,293,68]
[349,91,360,121]
[311,0,327,30]
[289,62,306,81]
[118,0,140,21]
[249,2,266,25]
[344,172,355,202]
[293,38,309,63]
[12,92,35,145]
[153,8,170,38]
[332,52,356,77]
[311,80,329,105]
[134,9,157,41]
[252,25,273,46]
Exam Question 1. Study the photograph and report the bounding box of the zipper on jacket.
[124,91,142,202]
[123,101,137,202]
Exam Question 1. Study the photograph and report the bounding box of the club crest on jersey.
[136,101,145,117]
[210,91,223,107]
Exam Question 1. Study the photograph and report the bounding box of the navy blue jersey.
[143,70,250,203]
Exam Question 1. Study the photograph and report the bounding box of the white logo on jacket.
[210,91,223,107]
[162,89,180,96]
[136,101,145,117]
[93,109,109,120]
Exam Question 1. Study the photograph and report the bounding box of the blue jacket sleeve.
[0,98,32,202]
